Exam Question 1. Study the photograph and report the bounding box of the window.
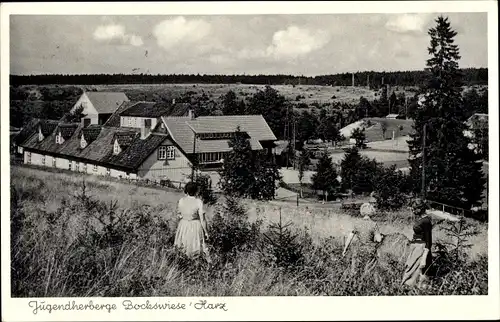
[158,146,167,160]
[199,152,224,164]
[80,135,87,149]
[93,164,98,172]
[106,168,111,176]
[83,118,91,127]
[158,146,175,160]
[128,118,133,127]
[53,158,56,167]
[68,162,72,171]
[75,163,79,172]
[83,163,87,172]
[167,146,175,160]
[113,140,120,155]
[27,152,31,164]
[42,155,46,165]
[56,133,64,144]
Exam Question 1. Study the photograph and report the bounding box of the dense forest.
[10,68,487,87]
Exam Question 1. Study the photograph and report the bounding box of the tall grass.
[10,166,488,296]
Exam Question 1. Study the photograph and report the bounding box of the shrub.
[374,166,408,211]
[207,196,262,262]
[259,211,312,270]
[10,167,489,297]
[189,173,217,206]
[440,218,479,263]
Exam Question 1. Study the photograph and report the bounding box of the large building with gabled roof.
[70,91,130,126]
[18,93,277,186]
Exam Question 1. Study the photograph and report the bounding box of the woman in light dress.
[174,182,210,260]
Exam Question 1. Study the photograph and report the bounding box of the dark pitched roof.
[121,102,190,118]
[85,91,129,114]
[58,123,79,139]
[105,134,169,169]
[114,132,137,147]
[161,114,273,154]
[104,101,190,128]
[40,120,59,136]
[104,101,136,127]
[20,121,169,171]
[14,118,41,145]
[170,103,191,117]
[81,125,102,144]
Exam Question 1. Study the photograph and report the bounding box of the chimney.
[188,109,194,119]
[141,118,152,139]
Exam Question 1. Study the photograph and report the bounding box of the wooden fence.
[425,199,471,217]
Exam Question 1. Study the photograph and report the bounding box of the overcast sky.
[10,13,488,76]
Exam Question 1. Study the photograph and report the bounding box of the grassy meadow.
[81,83,414,106]
[10,165,488,296]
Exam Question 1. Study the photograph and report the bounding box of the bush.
[10,168,488,297]
[374,166,408,211]
[207,197,262,262]
[259,211,312,270]
[11,182,177,297]
[189,173,217,206]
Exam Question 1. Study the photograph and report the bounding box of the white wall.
[71,93,99,125]
[22,149,146,184]
[138,140,191,183]
[120,116,158,129]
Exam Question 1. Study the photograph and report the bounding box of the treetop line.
[10,68,487,86]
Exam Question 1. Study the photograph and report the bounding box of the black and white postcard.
[1,1,498,321]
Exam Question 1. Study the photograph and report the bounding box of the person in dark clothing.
[402,198,433,288]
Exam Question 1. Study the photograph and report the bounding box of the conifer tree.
[311,152,338,197]
[408,16,485,209]
[219,127,255,197]
[351,127,367,149]
[219,127,280,200]
[222,90,238,115]
[298,149,312,191]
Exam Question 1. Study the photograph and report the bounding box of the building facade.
[18,95,277,187]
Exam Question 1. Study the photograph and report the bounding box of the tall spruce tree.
[219,127,280,200]
[408,16,485,209]
[311,152,339,197]
[219,127,255,197]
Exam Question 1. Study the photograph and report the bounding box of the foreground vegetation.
[11,166,488,297]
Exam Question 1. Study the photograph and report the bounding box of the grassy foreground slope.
[10,166,487,296]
